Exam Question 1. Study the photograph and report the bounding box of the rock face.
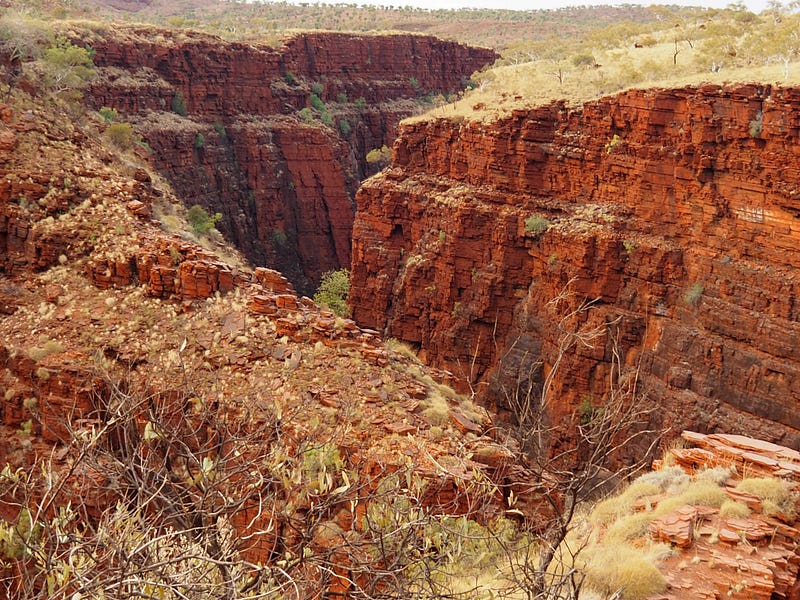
[350,84,800,447]
[80,26,497,294]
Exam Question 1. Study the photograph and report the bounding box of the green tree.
[41,37,95,96]
[314,269,350,316]
[187,204,222,236]
[171,91,187,116]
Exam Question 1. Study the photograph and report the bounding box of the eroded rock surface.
[78,26,497,293]
[650,431,800,600]
[351,84,800,446]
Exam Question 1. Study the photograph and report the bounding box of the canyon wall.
[351,84,800,447]
[80,26,497,293]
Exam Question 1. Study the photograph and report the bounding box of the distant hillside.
[9,0,693,50]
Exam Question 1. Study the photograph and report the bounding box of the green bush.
[298,107,316,124]
[311,81,324,95]
[339,119,351,135]
[98,107,119,123]
[284,72,296,85]
[171,91,187,116]
[104,122,136,150]
[187,205,221,236]
[354,97,367,111]
[366,145,392,166]
[524,215,551,236]
[336,92,348,103]
[310,93,326,112]
[314,269,350,316]
[194,133,205,149]
[213,121,227,139]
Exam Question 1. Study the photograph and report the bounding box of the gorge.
[2,11,800,596]
[80,26,800,449]
[81,25,497,294]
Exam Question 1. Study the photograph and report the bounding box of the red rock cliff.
[350,83,800,448]
[80,26,497,293]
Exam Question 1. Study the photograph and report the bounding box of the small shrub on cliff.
[314,269,350,317]
[213,121,227,139]
[98,106,119,123]
[171,91,187,116]
[749,112,763,137]
[524,215,551,237]
[338,118,351,135]
[366,145,392,167]
[299,107,316,124]
[284,71,296,85]
[354,97,367,111]
[104,122,137,150]
[309,93,326,112]
[194,132,205,149]
[311,81,324,95]
[271,229,288,247]
[683,282,704,306]
[187,204,222,236]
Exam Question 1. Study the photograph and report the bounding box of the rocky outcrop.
[78,26,497,293]
[351,84,800,447]
[0,96,530,595]
[649,431,800,600]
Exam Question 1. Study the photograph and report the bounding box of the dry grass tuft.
[719,500,751,519]
[737,478,796,518]
[583,544,668,600]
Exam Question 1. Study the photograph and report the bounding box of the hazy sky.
[271,0,770,14]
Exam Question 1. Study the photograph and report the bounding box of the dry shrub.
[590,480,661,526]
[737,478,796,518]
[719,500,751,519]
[104,122,136,150]
[583,544,667,600]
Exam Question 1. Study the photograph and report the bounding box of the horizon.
[256,0,771,14]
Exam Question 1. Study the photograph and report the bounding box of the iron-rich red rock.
[79,26,497,294]
[351,84,800,446]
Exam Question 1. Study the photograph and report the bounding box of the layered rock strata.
[79,26,497,293]
[351,84,800,447]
